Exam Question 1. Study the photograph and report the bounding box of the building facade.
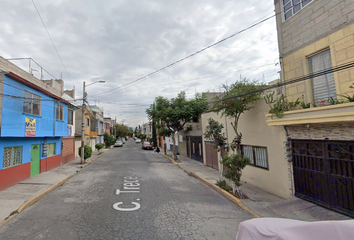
[272,0,354,217]
[0,57,72,191]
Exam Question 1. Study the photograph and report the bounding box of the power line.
[152,60,354,111]
[89,63,276,102]
[31,0,72,82]
[91,13,278,98]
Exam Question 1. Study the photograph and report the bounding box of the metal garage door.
[292,139,354,217]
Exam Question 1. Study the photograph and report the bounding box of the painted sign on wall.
[25,117,36,137]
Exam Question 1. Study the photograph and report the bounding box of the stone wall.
[287,122,354,140]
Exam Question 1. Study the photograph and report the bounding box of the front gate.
[186,136,203,163]
[205,141,218,170]
[292,139,354,217]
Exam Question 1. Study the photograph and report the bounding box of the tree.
[115,123,130,138]
[212,78,265,154]
[212,78,264,196]
[204,118,227,152]
[104,132,115,147]
[78,145,93,160]
[147,91,208,161]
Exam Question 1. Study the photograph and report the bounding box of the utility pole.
[152,103,157,148]
[81,81,86,164]
[114,117,117,138]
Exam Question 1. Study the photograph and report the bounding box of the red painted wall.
[40,154,61,173]
[0,163,30,191]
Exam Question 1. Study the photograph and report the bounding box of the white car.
[114,140,123,147]
[135,138,141,143]
[236,218,354,240]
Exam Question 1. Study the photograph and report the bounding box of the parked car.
[121,138,125,144]
[135,138,141,143]
[236,218,354,240]
[114,140,123,147]
[142,141,153,150]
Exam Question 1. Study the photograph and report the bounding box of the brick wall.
[287,122,354,140]
[61,137,75,164]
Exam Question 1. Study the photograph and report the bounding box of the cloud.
[0,0,280,128]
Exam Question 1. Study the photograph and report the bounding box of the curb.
[0,148,111,227]
[159,153,261,218]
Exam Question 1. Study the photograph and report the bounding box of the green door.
[31,144,41,177]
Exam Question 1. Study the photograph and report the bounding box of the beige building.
[201,93,291,199]
[272,0,354,217]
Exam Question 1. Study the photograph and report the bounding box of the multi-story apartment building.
[0,56,74,191]
[271,0,354,217]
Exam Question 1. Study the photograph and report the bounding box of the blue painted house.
[0,57,73,191]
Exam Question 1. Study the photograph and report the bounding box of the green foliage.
[327,97,343,105]
[104,132,115,147]
[95,143,104,152]
[220,154,250,187]
[216,180,232,192]
[146,91,208,160]
[204,118,227,151]
[264,92,300,118]
[337,93,354,102]
[213,79,265,153]
[78,145,93,160]
[300,101,311,109]
[115,123,130,138]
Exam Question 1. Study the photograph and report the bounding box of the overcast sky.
[0,0,280,128]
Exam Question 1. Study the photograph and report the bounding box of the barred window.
[56,103,64,121]
[3,146,22,169]
[241,145,269,169]
[23,91,41,115]
[308,49,336,104]
[48,143,56,157]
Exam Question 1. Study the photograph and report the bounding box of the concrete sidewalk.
[160,150,351,221]
[0,148,110,224]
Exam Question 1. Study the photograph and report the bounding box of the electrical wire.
[91,12,279,98]
[31,0,72,82]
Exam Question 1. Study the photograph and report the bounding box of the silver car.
[114,140,123,147]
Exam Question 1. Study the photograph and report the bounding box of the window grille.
[3,146,22,168]
[308,49,336,104]
[48,143,56,157]
[241,145,269,169]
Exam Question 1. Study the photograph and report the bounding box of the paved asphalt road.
[0,139,251,240]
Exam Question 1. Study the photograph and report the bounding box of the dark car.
[142,141,153,150]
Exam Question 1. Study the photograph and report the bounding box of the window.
[47,143,56,157]
[56,103,64,121]
[3,146,22,169]
[283,0,312,20]
[23,91,41,115]
[241,145,269,169]
[68,109,73,125]
[86,118,90,127]
[308,49,336,104]
[86,137,90,145]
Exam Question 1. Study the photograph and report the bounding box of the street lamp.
[81,80,105,164]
